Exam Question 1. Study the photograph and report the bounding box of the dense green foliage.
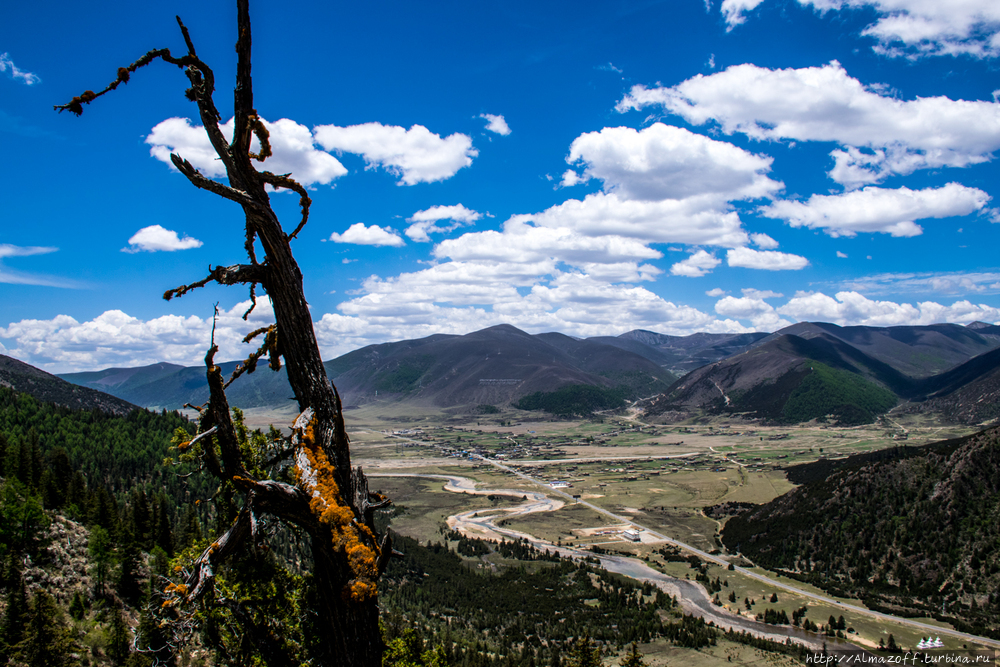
[0,386,195,500]
[515,385,627,416]
[725,362,897,424]
[780,362,897,424]
[723,427,1000,638]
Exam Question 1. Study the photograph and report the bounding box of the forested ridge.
[722,426,1000,638]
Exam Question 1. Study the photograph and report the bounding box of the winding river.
[371,472,860,651]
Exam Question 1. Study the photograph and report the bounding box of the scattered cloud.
[727,247,809,270]
[706,287,727,296]
[837,251,848,258]
[838,270,1000,296]
[510,194,751,247]
[750,233,779,249]
[0,244,57,260]
[314,122,476,185]
[480,114,511,136]
[720,0,766,29]
[0,301,277,372]
[761,183,990,237]
[0,244,77,288]
[617,62,1000,187]
[715,294,793,329]
[778,290,1000,326]
[122,225,202,253]
[798,0,1000,59]
[671,249,721,277]
[597,62,623,74]
[0,53,40,85]
[147,117,347,187]
[564,123,780,202]
[329,223,405,247]
[743,288,783,298]
[405,204,483,242]
[434,218,662,268]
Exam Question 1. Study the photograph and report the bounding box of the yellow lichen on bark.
[293,412,379,602]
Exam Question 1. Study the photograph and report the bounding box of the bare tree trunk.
[57,2,389,664]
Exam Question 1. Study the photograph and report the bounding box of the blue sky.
[2,0,1000,372]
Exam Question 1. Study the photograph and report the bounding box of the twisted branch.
[259,171,312,240]
[163,263,268,302]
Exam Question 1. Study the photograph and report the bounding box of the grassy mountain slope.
[645,333,901,424]
[764,322,1000,378]
[59,325,671,411]
[721,426,1000,638]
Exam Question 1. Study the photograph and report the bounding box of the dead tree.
[57,2,390,665]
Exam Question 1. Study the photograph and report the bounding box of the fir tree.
[15,590,74,667]
[566,633,600,667]
[618,642,649,667]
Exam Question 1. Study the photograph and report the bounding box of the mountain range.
[57,325,768,412]
[1,319,993,426]
[645,321,1000,425]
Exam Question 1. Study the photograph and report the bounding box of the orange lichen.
[163,582,189,596]
[293,412,380,601]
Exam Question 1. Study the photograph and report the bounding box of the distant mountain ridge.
[645,321,1000,425]
[0,354,139,416]
[52,320,1000,423]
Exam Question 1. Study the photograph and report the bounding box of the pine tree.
[0,576,29,662]
[618,642,649,667]
[566,633,600,667]
[15,590,74,667]
[108,607,130,666]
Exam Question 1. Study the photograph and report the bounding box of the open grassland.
[634,637,802,667]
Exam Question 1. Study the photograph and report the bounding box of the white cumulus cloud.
[801,0,1000,58]
[671,249,721,277]
[515,193,751,247]
[727,247,810,270]
[480,114,511,136]
[715,294,793,329]
[405,204,483,242]
[750,233,779,249]
[564,123,781,202]
[761,183,990,237]
[329,223,405,247]
[435,218,662,268]
[617,62,1000,186]
[122,225,203,253]
[0,301,277,372]
[720,0,767,29]
[778,290,1000,326]
[147,117,348,186]
[314,122,476,185]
